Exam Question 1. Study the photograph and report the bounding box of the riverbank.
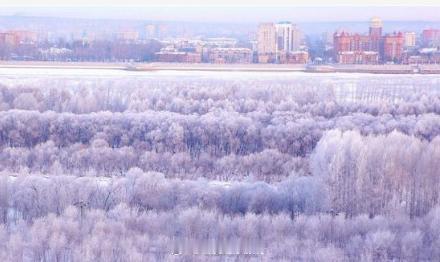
[1,61,440,74]
[0,61,126,70]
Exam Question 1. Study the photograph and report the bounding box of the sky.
[1,1,440,23]
[2,0,440,6]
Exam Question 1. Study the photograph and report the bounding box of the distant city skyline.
[1,6,440,23]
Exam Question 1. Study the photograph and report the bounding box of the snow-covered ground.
[1,67,438,104]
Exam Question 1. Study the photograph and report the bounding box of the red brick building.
[333,32,351,54]
[422,29,440,48]
[383,32,404,63]
[333,32,379,64]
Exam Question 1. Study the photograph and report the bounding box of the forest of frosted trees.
[0,71,439,261]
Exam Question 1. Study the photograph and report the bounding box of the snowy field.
[0,69,439,261]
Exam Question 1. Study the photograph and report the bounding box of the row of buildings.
[2,19,440,64]
[333,17,405,64]
[253,17,440,65]
[332,18,440,64]
[156,21,309,65]
[123,20,440,64]
[154,37,254,64]
[0,30,38,46]
[156,47,253,64]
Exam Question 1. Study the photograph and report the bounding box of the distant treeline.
[0,40,163,62]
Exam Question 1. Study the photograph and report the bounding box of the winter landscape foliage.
[0,69,439,261]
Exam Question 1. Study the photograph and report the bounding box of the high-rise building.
[275,22,301,53]
[369,17,383,36]
[404,32,417,48]
[383,32,404,63]
[257,22,307,64]
[369,17,383,53]
[292,26,302,51]
[257,23,277,63]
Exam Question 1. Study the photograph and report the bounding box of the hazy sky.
[1,1,440,23]
[2,0,440,6]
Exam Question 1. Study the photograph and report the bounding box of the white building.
[257,21,305,63]
[275,22,302,53]
[404,32,417,48]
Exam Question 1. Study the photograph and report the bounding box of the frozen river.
[0,67,439,104]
